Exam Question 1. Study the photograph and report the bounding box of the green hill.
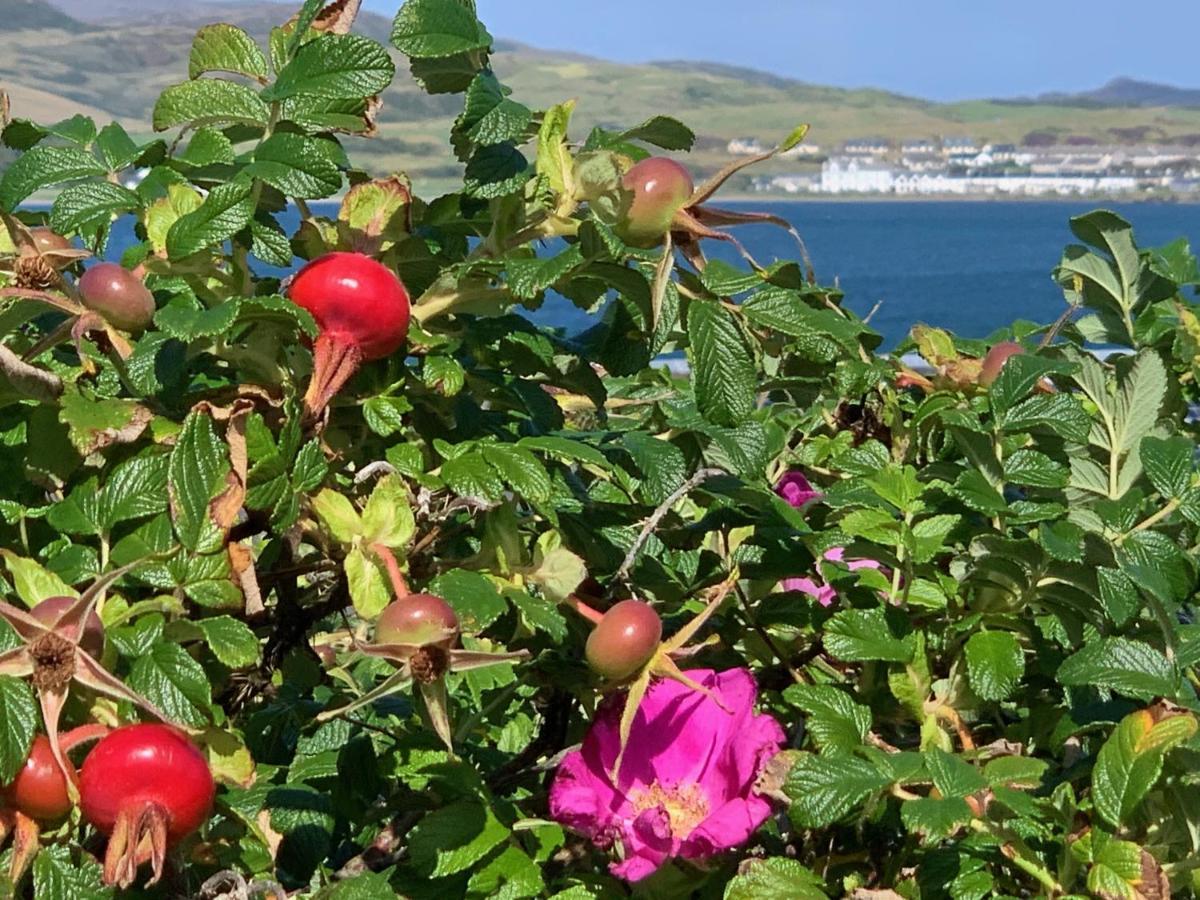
[2,1,1199,194]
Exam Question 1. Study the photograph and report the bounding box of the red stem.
[304,332,363,419]
[59,723,110,752]
[371,543,409,600]
[564,594,604,625]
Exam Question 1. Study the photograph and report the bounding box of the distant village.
[736,136,1200,197]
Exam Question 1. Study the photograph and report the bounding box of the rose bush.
[0,0,1195,897]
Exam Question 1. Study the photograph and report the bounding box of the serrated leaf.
[618,115,696,152]
[1058,638,1181,700]
[1092,708,1197,828]
[783,684,871,752]
[429,569,507,631]
[127,643,211,726]
[724,858,827,900]
[901,796,973,838]
[965,631,1024,701]
[687,299,756,427]
[392,0,493,58]
[362,474,415,548]
[2,549,77,606]
[168,411,230,553]
[0,145,106,210]
[785,753,890,827]
[825,607,914,662]
[266,34,395,100]
[196,616,261,668]
[0,675,37,783]
[248,132,343,199]
[345,545,391,619]
[483,444,553,503]
[50,181,141,233]
[154,295,240,340]
[409,801,509,877]
[1139,435,1192,499]
[166,179,255,259]
[189,24,269,80]
[152,79,270,131]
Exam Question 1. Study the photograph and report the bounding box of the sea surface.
[105,200,1199,348]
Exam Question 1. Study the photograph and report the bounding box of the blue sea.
[109,200,1199,347]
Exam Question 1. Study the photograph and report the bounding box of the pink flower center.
[628,781,710,838]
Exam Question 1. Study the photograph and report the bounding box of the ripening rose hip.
[30,228,73,256]
[585,600,663,680]
[30,595,104,658]
[980,341,1024,386]
[616,157,695,248]
[4,735,75,822]
[79,724,215,888]
[77,262,156,332]
[287,252,411,417]
[376,593,460,647]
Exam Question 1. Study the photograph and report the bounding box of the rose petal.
[681,794,776,860]
[611,806,675,882]
[775,471,821,510]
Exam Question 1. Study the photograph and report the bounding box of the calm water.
[108,200,1200,347]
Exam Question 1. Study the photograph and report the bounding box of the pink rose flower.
[774,470,821,510]
[549,668,785,882]
[782,546,884,607]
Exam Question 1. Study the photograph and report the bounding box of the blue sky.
[359,0,1200,100]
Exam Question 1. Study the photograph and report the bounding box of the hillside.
[1,0,1199,193]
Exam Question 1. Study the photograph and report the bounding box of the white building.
[821,158,896,193]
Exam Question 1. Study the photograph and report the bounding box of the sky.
[360,0,1200,101]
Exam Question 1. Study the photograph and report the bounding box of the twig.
[733,582,803,684]
[615,467,722,587]
[0,344,62,402]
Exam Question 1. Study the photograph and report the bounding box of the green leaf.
[248,132,344,199]
[0,145,106,210]
[742,288,869,349]
[127,643,212,726]
[455,72,532,150]
[1,549,77,606]
[362,474,415,548]
[989,354,1070,417]
[687,299,756,427]
[408,801,509,877]
[312,489,361,543]
[50,181,141,233]
[429,569,507,631]
[619,115,696,152]
[1091,708,1197,828]
[152,79,270,131]
[724,858,827,900]
[785,753,890,828]
[442,452,505,502]
[1058,638,1181,700]
[483,444,553,503]
[999,393,1091,442]
[463,143,528,199]
[0,675,37,783]
[1140,435,1193,498]
[167,411,230,553]
[166,179,255,259]
[507,587,567,641]
[155,295,239,340]
[925,748,987,797]
[964,631,1024,701]
[189,24,269,80]
[783,684,871,752]
[621,431,687,505]
[266,34,395,100]
[345,545,391,619]
[33,845,111,900]
[196,616,261,668]
[1004,448,1069,489]
[950,469,1007,515]
[825,607,915,663]
[900,796,973,838]
[392,0,493,58]
[1112,351,1167,456]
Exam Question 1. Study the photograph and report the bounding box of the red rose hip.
[5,735,74,822]
[287,252,411,417]
[980,341,1024,386]
[77,262,156,332]
[585,600,663,680]
[79,723,215,888]
[376,593,460,648]
[616,157,695,248]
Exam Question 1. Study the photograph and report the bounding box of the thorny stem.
[615,467,723,588]
[1117,497,1180,544]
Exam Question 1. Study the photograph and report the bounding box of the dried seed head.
[29,631,75,692]
[14,256,57,291]
[410,646,449,684]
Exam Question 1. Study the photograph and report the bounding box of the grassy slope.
[3,2,1200,195]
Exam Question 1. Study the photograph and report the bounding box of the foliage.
[0,2,1196,898]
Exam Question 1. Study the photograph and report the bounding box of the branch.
[0,344,62,403]
[615,468,723,587]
